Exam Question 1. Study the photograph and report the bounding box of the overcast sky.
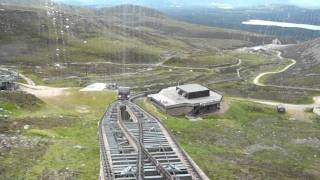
[53,0,320,9]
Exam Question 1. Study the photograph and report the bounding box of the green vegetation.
[4,3,310,102]
[0,89,117,179]
[138,98,320,179]
[264,38,320,89]
[14,47,317,104]
[67,37,164,64]
[211,81,315,104]
[0,91,43,111]
[1,3,320,180]
[233,52,270,65]
[164,53,238,68]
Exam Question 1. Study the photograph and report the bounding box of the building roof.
[0,70,18,84]
[148,84,223,108]
[177,84,209,93]
[276,104,286,109]
[118,87,130,94]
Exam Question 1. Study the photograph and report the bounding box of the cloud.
[52,0,320,8]
[210,2,233,9]
[54,0,107,5]
[289,0,320,8]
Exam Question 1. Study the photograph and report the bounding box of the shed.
[276,104,286,113]
[118,87,130,100]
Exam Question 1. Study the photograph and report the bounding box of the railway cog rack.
[99,99,209,180]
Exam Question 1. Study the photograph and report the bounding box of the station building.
[0,70,18,91]
[148,84,223,116]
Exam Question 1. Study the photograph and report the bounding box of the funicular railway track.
[99,100,209,180]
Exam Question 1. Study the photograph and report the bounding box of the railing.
[98,109,114,180]
[133,101,208,180]
[99,98,208,180]
[119,103,175,180]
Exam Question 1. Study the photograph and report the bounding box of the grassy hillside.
[1,2,320,180]
[0,3,277,68]
[138,98,320,179]
[164,5,319,41]
[265,38,320,89]
[0,91,43,111]
[0,89,117,179]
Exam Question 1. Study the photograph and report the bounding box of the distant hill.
[163,5,320,41]
[0,3,284,66]
[99,4,165,18]
[100,5,294,45]
[283,38,320,64]
[0,0,47,8]
[52,0,320,9]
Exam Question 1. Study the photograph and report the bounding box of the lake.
[242,19,320,31]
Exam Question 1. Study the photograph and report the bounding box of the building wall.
[148,97,221,116]
[187,90,210,99]
[0,82,16,91]
[149,97,167,112]
[166,104,221,116]
[167,106,194,116]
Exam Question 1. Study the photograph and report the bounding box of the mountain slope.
[283,38,320,61]
[164,5,320,41]
[0,0,49,8]
[265,38,320,88]
[0,3,282,67]
[54,0,320,9]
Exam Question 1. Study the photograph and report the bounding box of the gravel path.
[242,46,320,118]
[19,84,68,98]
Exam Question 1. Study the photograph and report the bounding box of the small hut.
[118,87,130,100]
[276,104,286,113]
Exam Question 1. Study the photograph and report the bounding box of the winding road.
[252,52,296,86]
[18,73,36,86]
[66,56,242,73]
[247,48,320,115]
[3,42,319,116]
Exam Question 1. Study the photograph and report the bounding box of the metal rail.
[132,98,208,180]
[126,102,180,180]
[117,104,143,180]
[98,110,114,180]
[119,103,175,180]
[137,110,144,180]
[99,99,207,180]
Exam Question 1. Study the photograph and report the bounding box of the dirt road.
[19,83,68,98]
[252,52,296,86]
[18,73,35,86]
[246,47,320,119]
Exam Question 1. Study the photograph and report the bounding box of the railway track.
[99,100,209,180]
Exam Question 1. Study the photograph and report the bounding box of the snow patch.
[243,20,320,31]
[80,83,106,92]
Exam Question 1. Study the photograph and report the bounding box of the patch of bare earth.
[19,84,69,99]
[76,106,90,114]
[287,109,312,122]
[293,137,320,148]
[244,144,287,155]
[39,168,80,180]
[0,134,48,152]
[216,99,230,115]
